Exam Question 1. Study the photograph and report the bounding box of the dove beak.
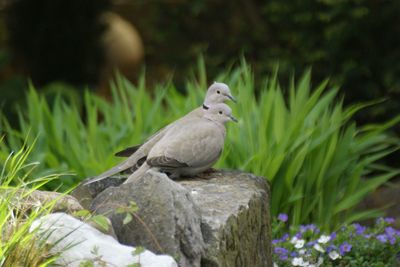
[230,115,238,123]
[225,94,237,103]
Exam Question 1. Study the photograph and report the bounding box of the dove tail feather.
[83,154,142,185]
[124,163,151,184]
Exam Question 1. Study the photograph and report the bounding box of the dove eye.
[219,111,223,115]
[217,90,221,94]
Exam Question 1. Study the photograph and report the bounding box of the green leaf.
[132,246,145,256]
[79,260,94,267]
[73,209,91,218]
[123,213,133,225]
[90,215,110,232]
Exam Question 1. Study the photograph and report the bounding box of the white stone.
[30,213,177,267]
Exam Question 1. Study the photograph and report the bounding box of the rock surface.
[74,169,272,267]
[71,175,125,209]
[31,213,178,267]
[91,170,205,267]
[2,189,83,213]
[180,171,272,267]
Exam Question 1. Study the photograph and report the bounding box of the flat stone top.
[178,170,269,229]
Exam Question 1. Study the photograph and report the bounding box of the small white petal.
[313,244,325,253]
[317,257,324,267]
[292,257,304,266]
[295,239,305,248]
[298,249,306,255]
[318,235,331,244]
[291,236,299,244]
[328,251,340,260]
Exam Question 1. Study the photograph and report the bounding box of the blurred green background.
[1,0,399,128]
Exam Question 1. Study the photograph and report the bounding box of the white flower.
[292,257,305,266]
[308,264,316,267]
[317,257,324,267]
[292,257,311,267]
[313,243,325,253]
[318,235,331,244]
[328,251,341,260]
[298,249,306,255]
[294,239,305,249]
[291,236,299,244]
[273,263,279,267]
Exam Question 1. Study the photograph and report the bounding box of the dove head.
[203,82,236,108]
[204,103,238,124]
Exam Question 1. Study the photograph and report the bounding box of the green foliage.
[1,62,399,229]
[0,138,61,266]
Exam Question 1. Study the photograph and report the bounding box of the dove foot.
[203,168,217,174]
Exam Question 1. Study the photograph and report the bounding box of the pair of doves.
[84,82,237,185]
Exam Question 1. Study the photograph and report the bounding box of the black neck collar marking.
[202,104,209,110]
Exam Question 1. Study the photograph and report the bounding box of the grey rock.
[71,175,125,209]
[90,170,205,267]
[180,170,272,267]
[1,188,83,213]
[75,169,272,267]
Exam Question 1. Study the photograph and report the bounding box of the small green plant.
[272,213,400,267]
[1,60,399,229]
[0,137,62,266]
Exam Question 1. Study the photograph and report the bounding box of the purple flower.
[384,217,395,224]
[382,227,398,244]
[281,233,289,241]
[290,252,298,257]
[388,235,396,245]
[306,240,318,247]
[278,213,288,222]
[330,232,337,241]
[326,245,337,253]
[274,247,289,255]
[300,224,319,234]
[353,223,366,235]
[339,242,352,255]
[385,227,400,237]
[279,254,289,261]
[273,233,290,244]
[376,234,388,243]
[295,232,303,239]
[363,234,373,239]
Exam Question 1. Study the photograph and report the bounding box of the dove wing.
[148,119,225,170]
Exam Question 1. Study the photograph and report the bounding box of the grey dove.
[83,82,234,185]
[124,103,237,184]
[114,82,235,157]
